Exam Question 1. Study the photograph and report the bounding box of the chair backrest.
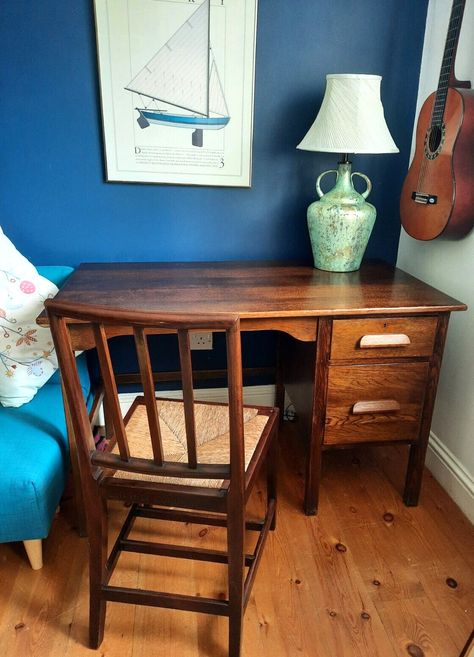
[45,300,245,492]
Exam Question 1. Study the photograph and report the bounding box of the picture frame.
[93,0,258,187]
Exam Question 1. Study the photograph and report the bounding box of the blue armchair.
[0,267,92,568]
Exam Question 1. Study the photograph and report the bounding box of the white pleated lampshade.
[297,74,399,154]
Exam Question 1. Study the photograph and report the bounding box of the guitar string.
[417,0,464,193]
[416,1,462,194]
[416,1,463,197]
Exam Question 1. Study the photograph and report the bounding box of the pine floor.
[1,423,473,657]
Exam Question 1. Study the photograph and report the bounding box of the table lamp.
[297,74,399,272]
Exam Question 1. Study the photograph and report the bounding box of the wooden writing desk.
[40,260,466,515]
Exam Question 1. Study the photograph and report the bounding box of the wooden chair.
[45,300,279,657]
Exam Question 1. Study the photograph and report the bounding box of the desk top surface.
[38,260,466,323]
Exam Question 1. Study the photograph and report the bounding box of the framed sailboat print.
[94,0,258,187]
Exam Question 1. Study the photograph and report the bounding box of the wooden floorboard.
[1,422,473,657]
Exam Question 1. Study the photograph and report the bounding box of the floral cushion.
[0,226,59,407]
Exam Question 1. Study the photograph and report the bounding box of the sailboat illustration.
[125,0,230,147]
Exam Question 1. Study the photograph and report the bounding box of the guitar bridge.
[411,192,438,205]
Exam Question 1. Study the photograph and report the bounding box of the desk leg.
[404,314,449,506]
[275,334,286,426]
[305,318,331,515]
[278,320,326,515]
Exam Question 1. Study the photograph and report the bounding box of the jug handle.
[351,171,372,199]
[316,169,337,198]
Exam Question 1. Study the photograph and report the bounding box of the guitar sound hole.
[424,124,445,159]
[429,125,442,151]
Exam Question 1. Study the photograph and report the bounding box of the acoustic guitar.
[400,0,474,240]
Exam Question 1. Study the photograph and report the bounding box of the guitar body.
[401,87,474,240]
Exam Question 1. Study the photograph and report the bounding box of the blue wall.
[0,0,428,267]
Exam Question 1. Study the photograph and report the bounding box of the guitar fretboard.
[431,0,466,127]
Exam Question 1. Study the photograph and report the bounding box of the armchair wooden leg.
[23,539,43,570]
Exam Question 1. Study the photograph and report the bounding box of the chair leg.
[88,497,108,649]
[227,502,245,657]
[23,539,43,570]
[61,378,88,537]
[267,437,278,531]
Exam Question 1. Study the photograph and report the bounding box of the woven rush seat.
[115,397,269,488]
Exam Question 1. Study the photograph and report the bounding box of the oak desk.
[39,261,466,515]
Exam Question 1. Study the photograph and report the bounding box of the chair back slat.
[177,330,198,468]
[93,323,130,461]
[133,327,164,465]
[46,300,244,487]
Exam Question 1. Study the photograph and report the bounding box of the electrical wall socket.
[190,331,213,350]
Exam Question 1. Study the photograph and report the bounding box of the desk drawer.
[324,362,429,445]
[331,317,438,360]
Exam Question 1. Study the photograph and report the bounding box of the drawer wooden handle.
[352,399,401,415]
[359,333,411,349]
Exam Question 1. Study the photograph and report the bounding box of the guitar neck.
[431,0,466,127]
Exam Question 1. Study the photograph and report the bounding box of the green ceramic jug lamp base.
[307,158,376,272]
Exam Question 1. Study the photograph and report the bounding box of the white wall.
[397,0,474,521]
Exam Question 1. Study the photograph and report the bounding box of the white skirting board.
[425,431,474,524]
[117,386,474,522]
[118,384,276,416]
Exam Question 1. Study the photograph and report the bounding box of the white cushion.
[0,226,59,407]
